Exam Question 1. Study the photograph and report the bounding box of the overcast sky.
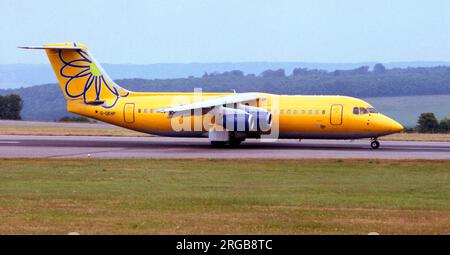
[1,0,449,64]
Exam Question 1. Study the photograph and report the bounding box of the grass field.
[0,158,449,234]
[382,133,450,142]
[0,125,147,137]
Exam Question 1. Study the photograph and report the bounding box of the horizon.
[2,60,450,90]
[1,0,450,64]
[3,60,450,66]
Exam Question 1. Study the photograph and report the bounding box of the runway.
[0,135,449,159]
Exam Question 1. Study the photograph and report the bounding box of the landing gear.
[370,139,380,149]
[209,131,245,148]
[211,139,244,147]
[229,139,243,147]
[211,141,228,148]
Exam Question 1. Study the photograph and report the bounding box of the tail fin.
[19,43,129,108]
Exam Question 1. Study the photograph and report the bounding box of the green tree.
[373,63,386,74]
[0,94,23,120]
[416,112,439,133]
[439,117,450,133]
[259,69,285,78]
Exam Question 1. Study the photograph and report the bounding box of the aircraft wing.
[156,93,260,116]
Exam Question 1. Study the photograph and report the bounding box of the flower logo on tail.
[59,50,129,108]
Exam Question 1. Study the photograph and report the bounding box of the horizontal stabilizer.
[18,45,83,50]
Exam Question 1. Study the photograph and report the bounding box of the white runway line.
[0,141,20,144]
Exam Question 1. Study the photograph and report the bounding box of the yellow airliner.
[20,43,403,149]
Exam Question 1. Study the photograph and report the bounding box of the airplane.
[20,43,404,149]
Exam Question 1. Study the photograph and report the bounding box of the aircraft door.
[123,103,135,123]
[330,104,343,125]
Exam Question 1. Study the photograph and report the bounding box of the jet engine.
[215,107,255,132]
[239,105,272,132]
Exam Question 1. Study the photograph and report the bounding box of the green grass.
[0,159,449,234]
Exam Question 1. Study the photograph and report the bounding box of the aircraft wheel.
[211,141,228,148]
[229,139,242,147]
[370,140,380,149]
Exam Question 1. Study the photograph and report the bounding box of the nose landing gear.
[370,139,380,149]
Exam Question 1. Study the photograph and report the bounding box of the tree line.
[416,113,450,133]
[0,94,22,120]
[119,64,450,98]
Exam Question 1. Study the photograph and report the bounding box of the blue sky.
[1,0,449,64]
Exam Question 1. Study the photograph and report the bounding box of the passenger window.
[138,109,142,113]
[308,110,312,115]
[360,107,369,114]
[286,109,291,115]
[322,110,326,115]
[353,107,359,115]
[150,109,154,113]
[302,110,306,115]
[144,109,148,113]
[280,110,284,115]
[315,110,319,115]
[293,109,298,115]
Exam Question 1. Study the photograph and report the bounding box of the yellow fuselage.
[21,43,403,141]
[68,92,403,139]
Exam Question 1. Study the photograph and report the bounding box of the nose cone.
[381,115,404,133]
[389,120,404,133]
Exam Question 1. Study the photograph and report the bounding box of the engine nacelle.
[239,105,272,132]
[215,107,255,132]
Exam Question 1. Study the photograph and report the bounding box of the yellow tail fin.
[20,43,130,109]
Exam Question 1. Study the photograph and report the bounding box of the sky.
[1,0,450,64]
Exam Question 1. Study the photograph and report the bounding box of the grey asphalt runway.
[0,135,449,159]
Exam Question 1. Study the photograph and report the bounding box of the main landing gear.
[210,137,244,148]
[370,139,380,149]
[210,141,228,147]
[229,138,243,147]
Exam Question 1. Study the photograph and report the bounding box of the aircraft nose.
[378,115,404,133]
[390,120,404,133]
[383,118,404,133]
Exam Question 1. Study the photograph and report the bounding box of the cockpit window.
[353,107,359,115]
[359,107,369,114]
[367,107,378,113]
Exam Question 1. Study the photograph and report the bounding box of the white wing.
[156,93,260,115]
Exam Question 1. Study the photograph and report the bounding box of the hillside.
[1,65,450,126]
[2,61,450,88]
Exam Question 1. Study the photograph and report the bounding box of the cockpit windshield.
[367,107,378,113]
[354,106,378,115]
[359,107,369,114]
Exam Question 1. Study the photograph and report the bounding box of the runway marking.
[45,148,127,159]
[0,141,20,144]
